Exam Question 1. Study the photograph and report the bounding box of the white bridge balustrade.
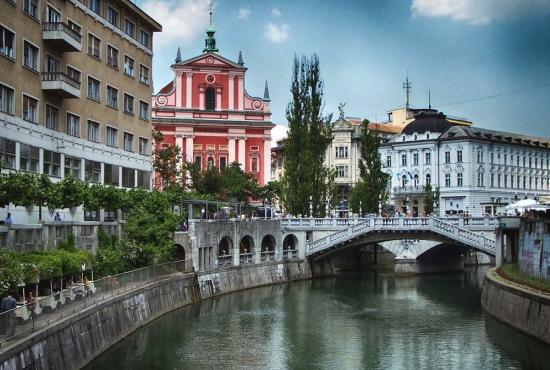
[304,217,497,258]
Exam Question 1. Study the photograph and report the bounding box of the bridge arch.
[173,243,186,260]
[261,234,276,261]
[218,236,233,266]
[239,235,254,264]
[283,234,298,260]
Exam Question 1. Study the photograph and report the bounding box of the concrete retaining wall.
[481,269,550,344]
[0,261,312,370]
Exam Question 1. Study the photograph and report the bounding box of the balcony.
[42,22,81,52]
[393,185,426,195]
[41,72,81,99]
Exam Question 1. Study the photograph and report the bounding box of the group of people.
[3,212,63,226]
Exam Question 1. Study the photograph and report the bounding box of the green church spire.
[203,1,219,53]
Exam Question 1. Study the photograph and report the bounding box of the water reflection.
[85,268,548,370]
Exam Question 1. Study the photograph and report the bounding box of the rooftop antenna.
[209,0,213,26]
[428,89,431,110]
[403,73,412,110]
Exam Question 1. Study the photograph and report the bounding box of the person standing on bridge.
[1,292,17,338]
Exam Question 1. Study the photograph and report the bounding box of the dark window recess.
[205,86,215,110]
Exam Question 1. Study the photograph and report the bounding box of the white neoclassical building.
[380,112,550,216]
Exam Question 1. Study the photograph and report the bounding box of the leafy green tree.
[282,55,333,216]
[424,184,440,216]
[47,176,88,210]
[0,250,24,296]
[221,162,258,202]
[153,129,184,190]
[349,120,389,214]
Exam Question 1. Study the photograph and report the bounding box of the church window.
[205,86,215,110]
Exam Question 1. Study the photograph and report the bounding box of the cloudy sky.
[137,0,550,137]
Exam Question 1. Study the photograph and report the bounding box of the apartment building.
[0,0,161,222]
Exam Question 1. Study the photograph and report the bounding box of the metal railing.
[0,260,189,348]
[393,185,426,194]
[43,22,82,43]
[260,251,275,262]
[42,72,81,90]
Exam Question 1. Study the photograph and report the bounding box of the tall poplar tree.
[350,120,389,214]
[282,55,333,216]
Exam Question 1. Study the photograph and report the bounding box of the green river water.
[84,267,550,370]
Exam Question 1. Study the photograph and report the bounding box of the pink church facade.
[151,26,273,186]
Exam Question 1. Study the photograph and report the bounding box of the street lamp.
[378,194,382,216]
[81,263,86,284]
[325,196,329,218]
[309,195,313,218]
[359,200,362,218]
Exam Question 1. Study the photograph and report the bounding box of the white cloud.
[238,6,251,20]
[411,0,550,25]
[271,124,288,147]
[271,8,281,17]
[141,0,210,47]
[264,22,289,43]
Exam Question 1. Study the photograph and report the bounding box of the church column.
[185,135,194,165]
[175,71,182,107]
[228,137,236,164]
[263,138,271,185]
[199,86,205,110]
[186,72,193,108]
[216,86,222,111]
[238,75,244,110]
[228,74,235,110]
[175,135,184,167]
[238,137,246,170]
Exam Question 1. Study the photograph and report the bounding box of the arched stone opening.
[173,244,185,260]
[239,235,254,264]
[282,234,298,260]
[261,235,276,262]
[218,236,233,266]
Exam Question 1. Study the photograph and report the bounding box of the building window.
[0,138,16,169]
[490,152,494,164]
[413,174,419,186]
[67,113,80,137]
[0,26,15,59]
[219,156,227,170]
[67,66,81,83]
[194,155,202,169]
[510,175,514,188]
[205,86,215,110]
[401,154,407,166]
[139,30,150,48]
[87,120,100,142]
[67,20,81,35]
[19,143,39,173]
[106,85,118,108]
[445,174,451,187]
[385,155,391,167]
[517,156,520,167]
[43,150,61,177]
[457,173,463,187]
[104,163,119,186]
[124,93,134,114]
[504,154,507,165]
[45,54,60,73]
[425,173,431,186]
[88,0,101,14]
[336,146,349,159]
[425,152,431,165]
[139,137,149,156]
[45,105,59,131]
[413,153,419,166]
[87,34,101,59]
[23,41,38,71]
[0,84,14,114]
[401,175,408,187]
[251,157,259,172]
[106,127,117,147]
[124,19,135,38]
[107,45,118,68]
[504,174,508,189]
[123,132,133,152]
[457,150,463,163]
[85,160,101,183]
[121,167,135,188]
[137,170,150,189]
[490,174,495,187]
[336,165,348,178]
[107,6,119,27]
[139,65,149,85]
[22,94,38,123]
[124,55,135,77]
[497,174,501,188]
[444,151,450,164]
[477,150,483,163]
[64,156,81,178]
[23,0,39,19]
[477,173,484,187]
[139,101,149,120]
[87,76,100,101]
[45,5,60,22]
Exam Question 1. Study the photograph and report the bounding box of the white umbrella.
[505,199,539,210]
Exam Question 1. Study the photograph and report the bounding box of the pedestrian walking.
[1,293,17,338]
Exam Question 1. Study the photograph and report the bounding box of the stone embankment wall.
[0,261,312,370]
[481,269,550,344]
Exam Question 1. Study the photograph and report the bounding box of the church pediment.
[175,53,245,70]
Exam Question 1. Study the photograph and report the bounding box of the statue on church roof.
[338,102,346,120]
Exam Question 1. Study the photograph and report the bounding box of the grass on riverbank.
[497,264,550,294]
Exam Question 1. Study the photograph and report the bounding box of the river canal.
[84,267,549,370]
